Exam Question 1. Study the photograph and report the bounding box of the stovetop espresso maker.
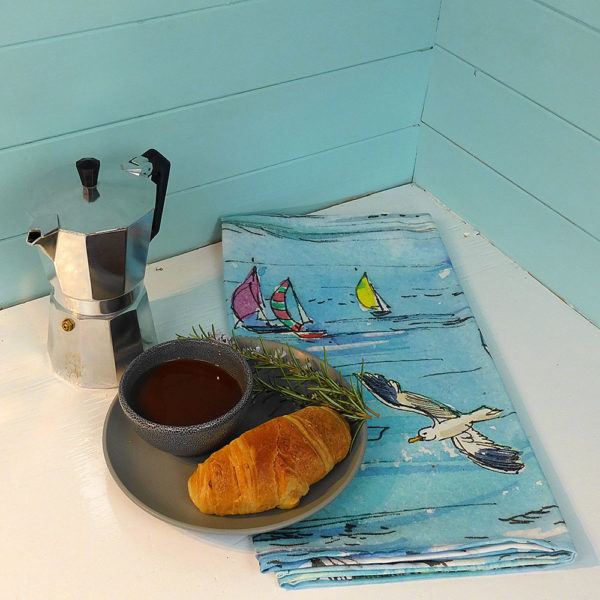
[27,149,170,388]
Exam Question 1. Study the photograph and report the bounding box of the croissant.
[187,406,351,515]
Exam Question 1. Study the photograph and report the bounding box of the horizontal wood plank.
[1,1,229,47]
[0,51,430,239]
[436,0,600,138]
[1,127,417,308]
[0,0,441,148]
[540,0,600,30]
[149,127,418,260]
[422,48,600,239]
[414,125,600,326]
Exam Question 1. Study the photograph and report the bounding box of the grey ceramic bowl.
[118,338,253,457]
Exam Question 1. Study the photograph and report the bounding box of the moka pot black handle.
[141,148,171,240]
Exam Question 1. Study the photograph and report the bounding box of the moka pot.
[26,149,170,388]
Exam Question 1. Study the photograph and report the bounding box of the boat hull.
[241,324,289,334]
[242,324,327,338]
[294,330,327,339]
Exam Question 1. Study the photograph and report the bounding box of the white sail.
[290,282,314,325]
[375,291,391,313]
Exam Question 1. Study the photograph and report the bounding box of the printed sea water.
[221,213,575,587]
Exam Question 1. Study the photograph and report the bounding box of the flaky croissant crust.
[188,406,351,515]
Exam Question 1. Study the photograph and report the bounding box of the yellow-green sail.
[356,272,390,315]
[356,273,378,309]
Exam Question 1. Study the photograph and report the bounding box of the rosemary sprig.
[181,325,378,430]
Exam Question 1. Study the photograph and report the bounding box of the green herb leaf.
[180,326,379,428]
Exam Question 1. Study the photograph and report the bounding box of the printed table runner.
[221,213,575,589]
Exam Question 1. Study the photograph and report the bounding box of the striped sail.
[270,279,303,331]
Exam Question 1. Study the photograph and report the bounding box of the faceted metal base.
[46,288,156,388]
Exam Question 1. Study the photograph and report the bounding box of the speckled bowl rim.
[118,337,254,434]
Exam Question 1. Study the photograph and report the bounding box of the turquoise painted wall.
[0,0,440,308]
[2,0,599,328]
[414,0,600,325]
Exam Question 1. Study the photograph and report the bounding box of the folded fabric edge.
[271,547,576,590]
[256,537,576,573]
[221,212,437,235]
[221,212,434,224]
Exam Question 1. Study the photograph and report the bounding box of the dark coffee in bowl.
[132,358,242,426]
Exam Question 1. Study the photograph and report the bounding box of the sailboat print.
[356,271,391,316]
[230,267,288,333]
[270,278,327,338]
[230,267,327,338]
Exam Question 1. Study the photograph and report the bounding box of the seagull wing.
[401,391,461,422]
[452,428,524,474]
[362,372,460,421]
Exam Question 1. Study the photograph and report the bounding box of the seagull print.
[361,372,524,474]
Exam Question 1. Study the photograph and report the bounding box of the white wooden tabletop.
[1,185,598,599]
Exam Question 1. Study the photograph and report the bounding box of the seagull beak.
[408,435,423,443]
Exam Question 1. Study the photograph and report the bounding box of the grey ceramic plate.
[102,338,366,535]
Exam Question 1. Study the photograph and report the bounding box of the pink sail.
[231,267,264,321]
